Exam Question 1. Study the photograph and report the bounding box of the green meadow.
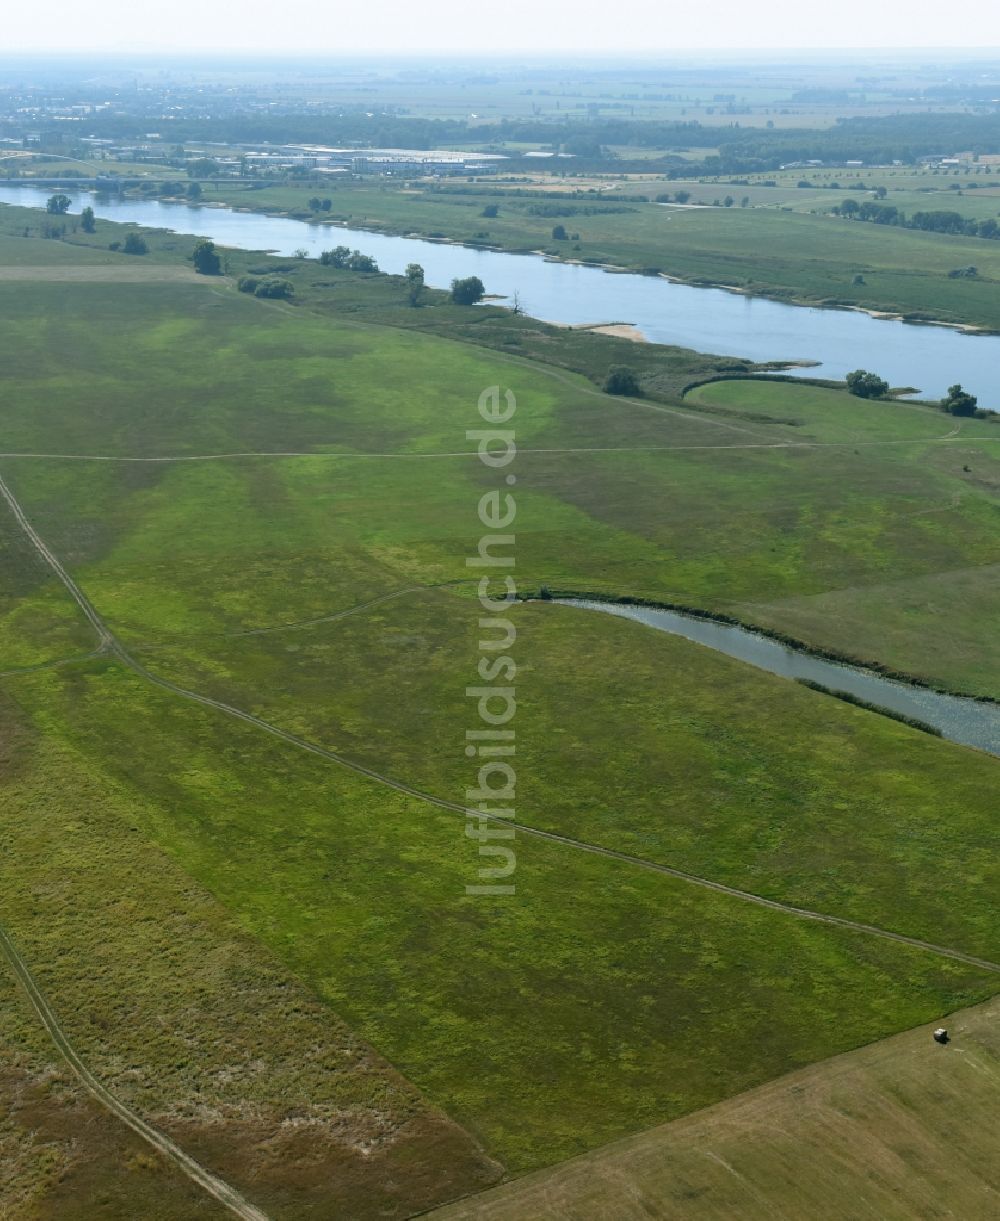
[0,215,998,1206]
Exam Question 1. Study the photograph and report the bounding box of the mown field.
[0,212,998,1212]
[433,992,1000,1220]
[201,179,1000,330]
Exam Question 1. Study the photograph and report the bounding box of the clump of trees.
[551,224,568,240]
[846,369,889,399]
[603,365,641,396]
[942,383,978,416]
[191,238,222,275]
[308,197,333,211]
[318,246,379,272]
[450,275,485,305]
[46,194,71,215]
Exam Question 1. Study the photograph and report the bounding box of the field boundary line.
[2,470,999,980]
[0,923,270,1221]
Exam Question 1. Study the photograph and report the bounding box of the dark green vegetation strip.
[795,678,944,736]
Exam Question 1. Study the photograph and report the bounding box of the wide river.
[557,599,1000,757]
[2,183,999,409]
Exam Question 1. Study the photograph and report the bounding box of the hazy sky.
[6,0,1000,54]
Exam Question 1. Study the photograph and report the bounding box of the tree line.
[832,198,1000,241]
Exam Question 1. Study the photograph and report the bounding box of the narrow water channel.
[557,598,1000,756]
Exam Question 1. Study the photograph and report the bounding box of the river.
[557,599,1000,756]
[2,183,999,409]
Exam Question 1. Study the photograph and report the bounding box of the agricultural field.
[0,204,998,1215]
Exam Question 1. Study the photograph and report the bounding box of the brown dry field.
[435,995,1000,1221]
[0,266,203,282]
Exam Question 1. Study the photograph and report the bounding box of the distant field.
[433,993,1000,1221]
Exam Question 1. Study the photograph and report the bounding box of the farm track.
[0,922,271,1221]
[0,433,993,465]
[2,470,999,980]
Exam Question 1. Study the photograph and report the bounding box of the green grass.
[0,692,499,1217]
[0,224,998,1204]
[7,662,995,1175]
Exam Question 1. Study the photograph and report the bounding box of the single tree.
[450,275,486,305]
[481,203,499,218]
[80,206,96,233]
[46,194,71,215]
[510,288,523,316]
[405,262,425,306]
[551,224,568,240]
[186,182,202,200]
[846,369,889,399]
[191,238,222,276]
[603,365,641,396]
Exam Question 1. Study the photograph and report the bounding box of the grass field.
[433,991,1000,1220]
[0,211,997,1211]
[0,690,499,1218]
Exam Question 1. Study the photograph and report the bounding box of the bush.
[237,276,260,294]
[481,203,499,218]
[603,365,641,396]
[450,275,486,305]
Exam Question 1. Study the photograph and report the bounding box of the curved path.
[0,923,270,1221]
[2,469,998,979]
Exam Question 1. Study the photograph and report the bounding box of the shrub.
[237,276,260,294]
[604,365,641,396]
[942,384,978,416]
[253,278,294,299]
[122,232,148,256]
[192,238,221,275]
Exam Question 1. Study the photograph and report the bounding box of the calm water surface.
[2,184,999,408]
[558,599,1000,757]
